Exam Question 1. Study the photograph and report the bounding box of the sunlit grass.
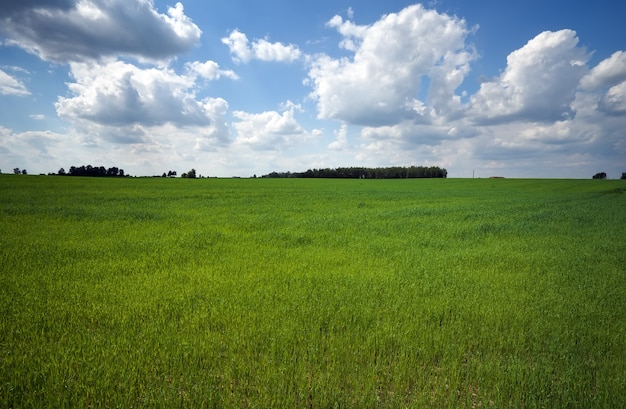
[1,176,625,407]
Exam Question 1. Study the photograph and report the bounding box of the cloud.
[307,4,475,127]
[0,0,74,18]
[580,51,626,90]
[468,30,589,124]
[1,0,201,62]
[0,68,30,95]
[185,60,238,81]
[55,60,232,130]
[221,29,302,63]
[578,51,626,117]
[233,103,308,150]
[0,126,70,169]
[361,120,479,148]
[598,81,626,115]
[328,123,349,150]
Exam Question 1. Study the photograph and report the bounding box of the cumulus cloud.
[578,51,626,117]
[55,60,232,137]
[0,68,30,95]
[233,103,308,149]
[468,30,589,124]
[328,123,349,150]
[361,120,478,148]
[580,51,626,90]
[0,126,71,169]
[598,81,626,116]
[0,0,74,18]
[221,29,302,63]
[1,0,201,62]
[307,4,475,127]
[185,60,238,81]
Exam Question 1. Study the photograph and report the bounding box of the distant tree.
[592,172,607,180]
[181,168,196,178]
[621,172,626,180]
[22,169,27,175]
[14,168,20,174]
[167,170,177,177]
[262,165,447,179]
[58,168,66,175]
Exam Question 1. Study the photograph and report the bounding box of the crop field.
[1,175,625,408]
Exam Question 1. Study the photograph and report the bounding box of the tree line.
[57,165,126,177]
[262,166,447,179]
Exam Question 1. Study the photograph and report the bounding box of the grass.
[1,176,625,407]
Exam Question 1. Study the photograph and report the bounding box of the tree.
[181,168,196,178]
[58,168,66,175]
[621,172,626,180]
[14,168,20,174]
[592,172,607,179]
[22,169,27,175]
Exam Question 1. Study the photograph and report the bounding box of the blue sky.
[1,0,625,177]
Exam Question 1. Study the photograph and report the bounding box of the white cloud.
[233,104,308,150]
[55,60,232,133]
[185,60,239,81]
[468,30,589,124]
[221,29,302,63]
[599,81,626,115]
[308,4,475,127]
[580,51,626,90]
[0,126,76,171]
[328,123,349,150]
[0,68,30,96]
[1,0,201,62]
[325,15,368,52]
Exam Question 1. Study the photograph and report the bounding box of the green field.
[1,176,625,408]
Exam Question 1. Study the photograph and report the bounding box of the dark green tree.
[181,168,197,178]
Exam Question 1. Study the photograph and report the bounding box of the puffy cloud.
[580,51,626,90]
[328,123,349,150]
[233,103,308,150]
[0,0,74,18]
[221,29,302,63]
[1,0,201,62]
[55,60,232,131]
[185,60,238,81]
[578,52,626,117]
[0,126,75,171]
[361,120,479,148]
[307,4,475,127]
[0,68,30,95]
[469,30,589,124]
[599,81,626,115]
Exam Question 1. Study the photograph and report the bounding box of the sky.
[1,0,625,178]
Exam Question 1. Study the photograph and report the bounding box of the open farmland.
[1,176,625,408]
